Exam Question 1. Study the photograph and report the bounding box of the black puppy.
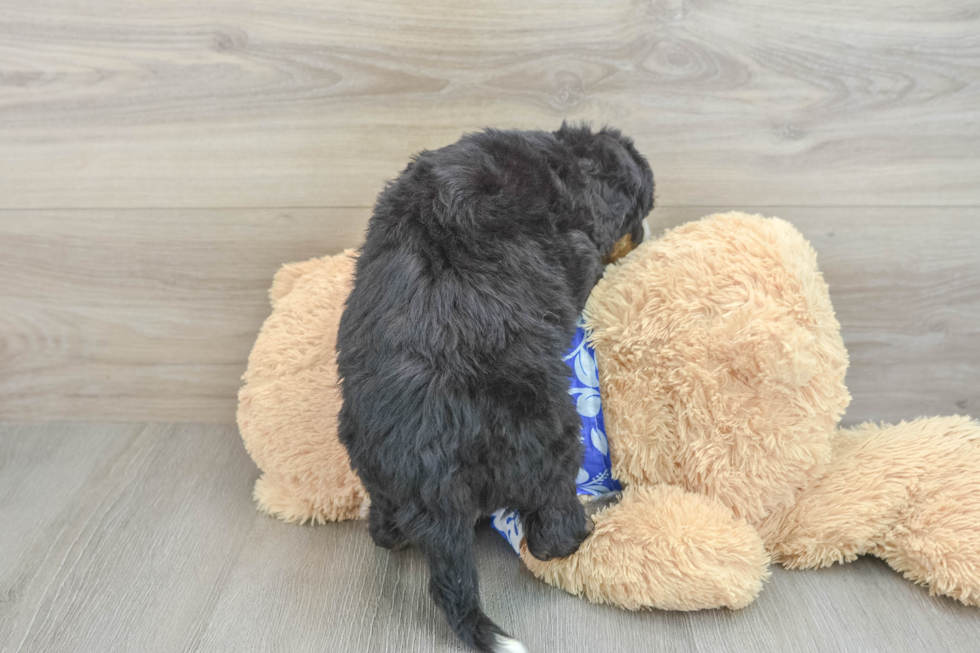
[336,123,654,652]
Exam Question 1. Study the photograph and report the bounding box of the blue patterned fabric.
[491,318,621,554]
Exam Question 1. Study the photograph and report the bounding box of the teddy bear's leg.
[767,416,980,607]
[252,466,367,525]
[240,251,368,526]
[520,484,770,611]
[253,473,328,524]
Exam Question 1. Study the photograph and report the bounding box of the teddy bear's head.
[586,213,851,526]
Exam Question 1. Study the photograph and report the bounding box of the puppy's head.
[555,122,654,261]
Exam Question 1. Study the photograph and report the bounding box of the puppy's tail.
[416,510,527,653]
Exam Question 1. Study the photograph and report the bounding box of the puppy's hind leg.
[408,505,526,653]
[367,492,408,551]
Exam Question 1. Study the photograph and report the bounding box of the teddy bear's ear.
[269,259,322,307]
[269,250,357,308]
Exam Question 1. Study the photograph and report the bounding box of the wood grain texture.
[1,423,978,653]
[2,207,977,424]
[0,209,368,422]
[1,1,979,209]
[0,423,259,653]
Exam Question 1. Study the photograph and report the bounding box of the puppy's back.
[336,130,585,653]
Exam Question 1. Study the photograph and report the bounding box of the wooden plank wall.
[1,1,978,423]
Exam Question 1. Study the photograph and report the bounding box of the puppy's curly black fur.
[336,123,654,652]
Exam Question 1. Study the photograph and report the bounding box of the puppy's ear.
[599,180,632,226]
[624,144,655,219]
[595,127,654,218]
[568,175,621,258]
[629,219,646,247]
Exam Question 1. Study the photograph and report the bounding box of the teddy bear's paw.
[520,484,770,611]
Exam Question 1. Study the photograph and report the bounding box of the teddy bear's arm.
[520,484,770,611]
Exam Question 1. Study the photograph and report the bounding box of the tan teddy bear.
[238,212,980,611]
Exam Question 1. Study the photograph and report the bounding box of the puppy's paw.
[583,490,622,524]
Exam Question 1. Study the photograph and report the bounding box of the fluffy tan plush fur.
[768,416,980,605]
[238,212,980,610]
[583,213,851,525]
[238,252,366,524]
[520,484,771,610]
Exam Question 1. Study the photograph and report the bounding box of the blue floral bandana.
[490,318,621,554]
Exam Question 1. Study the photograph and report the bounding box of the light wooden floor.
[1,1,979,651]
[1,423,978,653]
